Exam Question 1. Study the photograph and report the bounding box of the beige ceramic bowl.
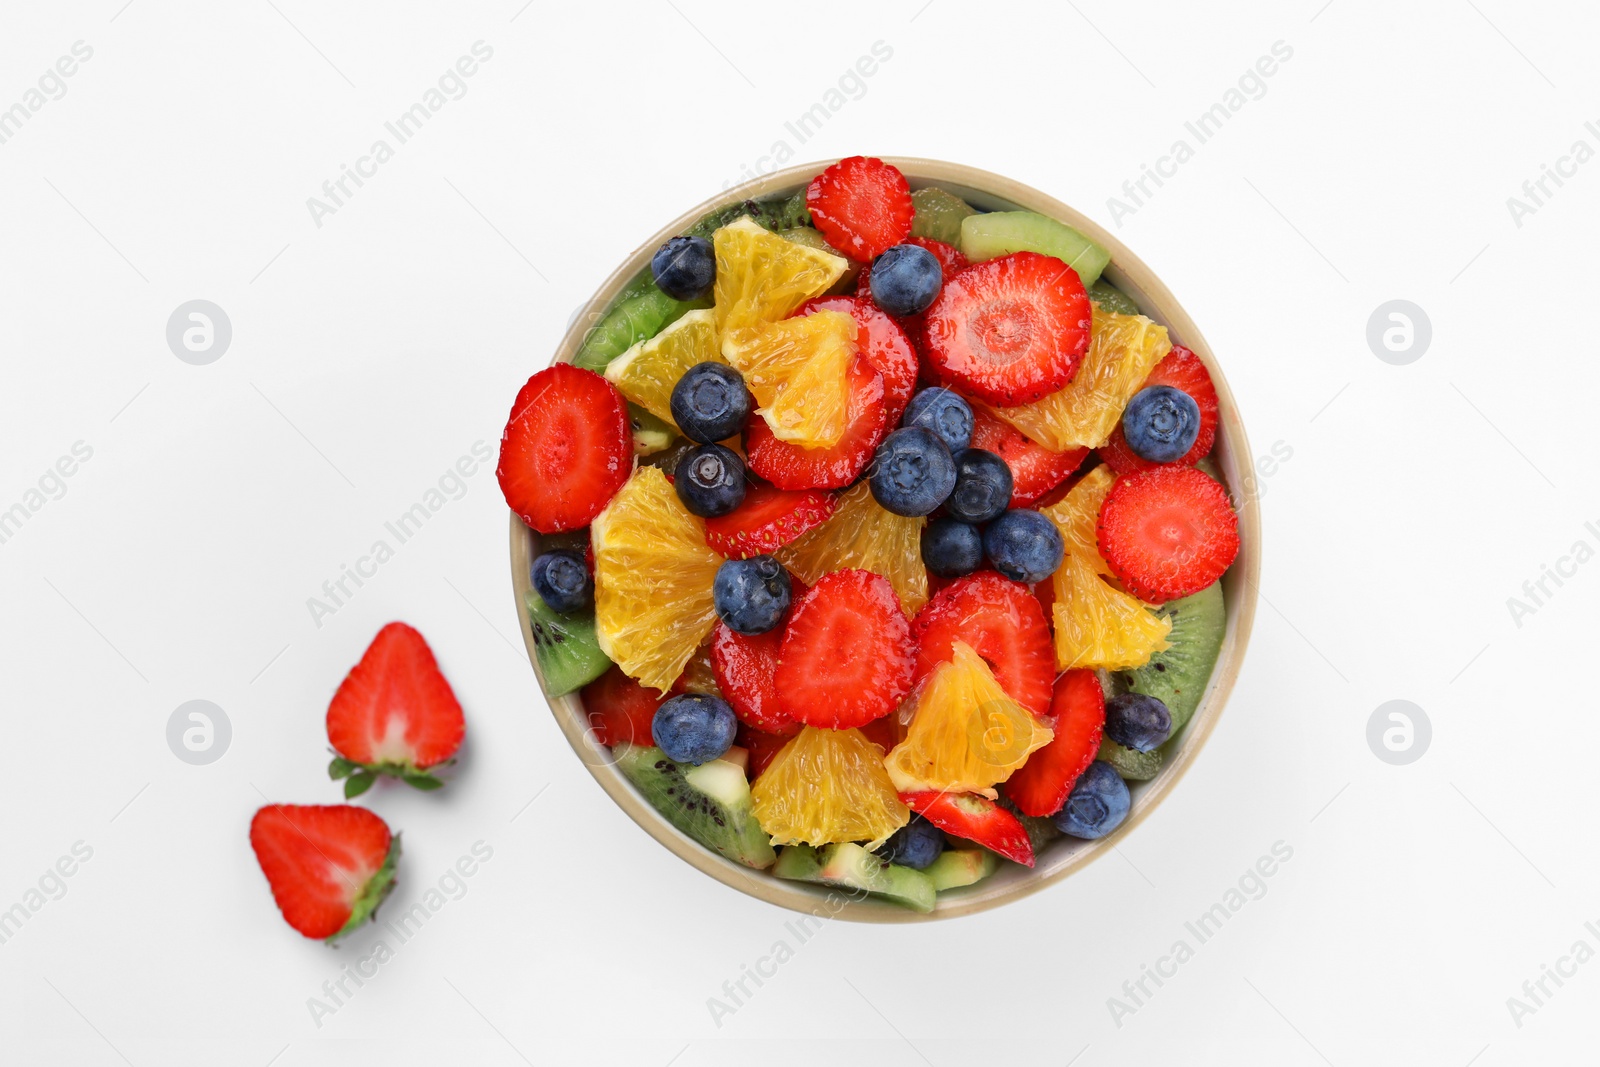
[509,158,1260,922]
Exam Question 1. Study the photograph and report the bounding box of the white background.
[1,0,1595,1063]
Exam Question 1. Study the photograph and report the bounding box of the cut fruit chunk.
[704,484,836,559]
[1097,466,1239,603]
[925,848,1000,892]
[910,572,1055,717]
[1098,736,1163,780]
[806,156,915,261]
[736,722,793,779]
[776,481,930,615]
[605,309,723,433]
[1100,345,1221,473]
[795,295,918,425]
[723,310,858,448]
[958,211,1111,287]
[613,743,776,869]
[999,795,1062,856]
[1118,581,1225,736]
[711,617,802,737]
[778,226,864,292]
[1041,463,1118,576]
[746,356,889,490]
[1088,279,1140,316]
[579,664,662,747]
[910,187,978,245]
[969,405,1087,508]
[1049,552,1172,671]
[628,405,677,456]
[526,589,611,696]
[668,637,723,698]
[1003,669,1105,817]
[751,727,910,847]
[776,570,915,729]
[901,790,1034,867]
[773,843,935,913]
[498,364,634,534]
[713,216,848,345]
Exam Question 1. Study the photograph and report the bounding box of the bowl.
[508,158,1260,922]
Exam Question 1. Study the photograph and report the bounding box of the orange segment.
[735,311,856,448]
[1042,464,1117,577]
[713,217,848,347]
[1050,551,1171,671]
[775,481,929,614]
[750,726,909,847]
[604,309,722,433]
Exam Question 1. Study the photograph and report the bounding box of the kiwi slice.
[910,187,976,245]
[926,848,999,892]
[959,211,1111,286]
[998,794,1061,855]
[613,744,776,869]
[1097,737,1163,780]
[773,843,935,913]
[627,403,676,457]
[1089,279,1140,316]
[524,590,610,696]
[1119,582,1226,738]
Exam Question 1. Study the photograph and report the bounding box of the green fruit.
[910,187,976,245]
[525,590,610,696]
[773,843,935,913]
[1119,582,1226,737]
[613,744,777,870]
[925,848,999,892]
[1097,738,1163,780]
[1088,279,1140,316]
[959,211,1111,287]
[627,404,676,457]
[998,793,1061,855]
[685,191,811,241]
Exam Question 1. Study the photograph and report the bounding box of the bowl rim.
[507,157,1261,922]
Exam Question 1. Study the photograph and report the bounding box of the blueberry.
[530,550,592,614]
[713,555,792,635]
[901,387,972,453]
[1122,385,1201,463]
[982,508,1064,584]
[921,517,984,578]
[876,814,944,870]
[868,427,957,517]
[869,243,943,317]
[652,693,737,765]
[1052,761,1130,839]
[671,362,751,443]
[674,443,746,518]
[651,235,716,301]
[945,448,1013,524]
[1104,693,1172,752]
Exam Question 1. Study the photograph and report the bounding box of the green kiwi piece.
[627,403,676,456]
[926,848,1000,892]
[612,745,776,869]
[910,187,977,244]
[1089,280,1141,316]
[1120,582,1226,737]
[959,211,1111,286]
[998,793,1061,855]
[524,590,610,696]
[1097,737,1164,780]
[773,843,935,913]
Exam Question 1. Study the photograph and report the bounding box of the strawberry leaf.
[343,772,376,798]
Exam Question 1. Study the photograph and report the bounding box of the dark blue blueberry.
[921,517,984,578]
[651,235,716,301]
[652,693,737,765]
[901,387,972,454]
[876,815,945,870]
[530,550,592,615]
[869,243,943,317]
[1104,693,1172,752]
[945,448,1013,524]
[868,427,957,517]
[713,555,792,635]
[1052,761,1131,839]
[982,508,1063,584]
[673,443,746,518]
[1122,385,1201,463]
[671,362,751,443]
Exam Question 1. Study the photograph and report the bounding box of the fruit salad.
[499,158,1241,914]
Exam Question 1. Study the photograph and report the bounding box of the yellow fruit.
[751,726,909,848]
[1042,463,1116,577]
[725,311,856,448]
[591,466,724,692]
[779,226,862,291]
[714,217,848,349]
[1050,552,1171,671]
[884,642,1053,797]
[988,307,1171,451]
[604,309,721,433]
[776,481,929,614]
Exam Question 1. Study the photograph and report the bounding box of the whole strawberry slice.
[920,252,1091,406]
[746,357,889,490]
[580,664,663,747]
[704,484,835,559]
[970,405,1088,507]
[776,569,914,729]
[326,622,465,796]
[806,156,914,261]
[250,804,399,941]
[498,363,633,533]
[1098,465,1239,603]
[901,791,1034,867]
[911,572,1055,717]
[795,295,918,425]
[1100,346,1220,473]
[1003,670,1106,817]
[711,576,808,736]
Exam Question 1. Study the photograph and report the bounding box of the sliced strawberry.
[746,357,889,490]
[1098,465,1239,603]
[795,295,918,425]
[580,665,663,747]
[911,572,1055,717]
[969,405,1089,507]
[776,569,915,729]
[920,252,1091,406]
[736,722,792,779]
[1004,670,1106,817]
[326,623,465,796]
[250,804,398,941]
[712,623,804,737]
[498,364,633,533]
[1100,346,1220,473]
[704,484,834,559]
[806,156,914,261]
[901,791,1034,867]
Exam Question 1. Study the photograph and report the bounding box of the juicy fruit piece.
[1119,581,1226,735]
[580,665,663,747]
[653,693,737,764]
[1052,760,1130,839]
[806,156,914,261]
[1048,552,1172,671]
[1121,385,1201,464]
[673,443,746,518]
[776,570,915,729]
[738,722,792,777]
[921,517,983,578]
[574,287,707,374]
[591,466,724,692]
[920,252,1092,406]
[1101,345,1221,473]
[1088,279,1140,316]
[925,848,1000,891]
[910,186,977,245]
[901,387,973,454]
[250,804,398,941]
[1042,464,1117,575]
[1099,736,1163,780]
[776,481,930,614]
[629,405,676,456]
[525,589,612,696]
[868,427,957,517]
[669,637,722,698]
[606,310,724,435]
[946,448,1013,524]
[713,216,848,345]
[670,361,751,444]
[723,310,857,448]
[869,243,943,317]
[901,790,1034,867]
[751,726,910,847]
[531,550,592,615]
[613,743,776,869]
[876,814,945,870]
[773,842,935,913]
[958,211,1111,287]
[969,405,1086,507]
[712,621,801,736]
[795,295,918,424]
[911,572,1055,717]
[1000,794,1062,856]
[988,307,1171,451]
[652,235,716,301]
[745,355,889,490]
[1003,669,1106,817]
[1104,692,1172,752]
[983,508,1064,585]
[498,364,633,534]
[704,484,835,559]
[713,555,792,635]
[1098,466,1240,603]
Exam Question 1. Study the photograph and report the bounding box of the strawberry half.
[776,569,915,729]
[326,623,465,797]
[710,576,809,737]
[703,484,835,559]
[497,363,633,533]
[1098,465,1240,603]
[911,572,1055,717]
[970,405,1088,507]
[1100,345,1220,473]
[580,665,663,747]
[746,357,889,490]
[901,791,1034,867]
[806,156,914,261]
[1003,670,1106,817]
[920,252,1091,406]
[795,295,918,425]
[250,804,399,941]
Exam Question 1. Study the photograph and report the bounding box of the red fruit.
[795,295,918,424]
[969,405,1088,507]
[901,791,1034,867]
[776,569,915,729]
[497,364,633,533]
[911,572,1055,717]
[737,723,792,779]
[326,623,465,794]
[1003,670,1106,817]
[580,665,663,747]
[806,156,914,261]
[250,804,398,941]
[711,626,802,737]
[1098,465,1240,603]
[704,484,835,559]
[746,358,889,490]
[920,252,1092,406]
[858,713,901,753]
[1100,346,1220,473]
